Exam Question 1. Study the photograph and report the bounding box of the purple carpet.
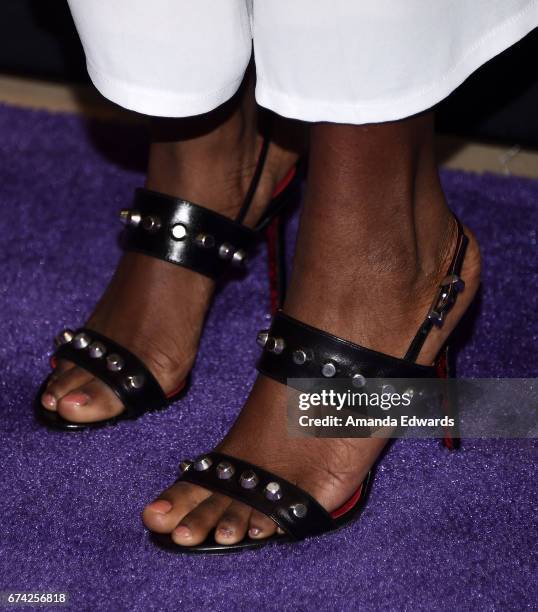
[0,103,536,612]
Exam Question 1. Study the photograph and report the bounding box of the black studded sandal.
[151,216,468,553]
[35,138,302,431]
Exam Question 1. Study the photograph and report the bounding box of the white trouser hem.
[86,61,245,118]
[256,3,538,124]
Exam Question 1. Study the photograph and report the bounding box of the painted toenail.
[218,527,234,538]
[249,527,261,537]
[61,392,90,407]
[41,393,57,409]
[149,500,172,514]
[174,525,192,539]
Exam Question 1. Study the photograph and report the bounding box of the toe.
[42,366,93,411]
[40,391,58,411]
[214,500,252,545]
[248,510,278,540]
[172,493,231,546]
[57,378,124,423]
[143,482,211,534]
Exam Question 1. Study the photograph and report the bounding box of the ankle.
[145,112,260,216]
[284,191,474,360]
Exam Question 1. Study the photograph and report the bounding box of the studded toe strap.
[178,452,334,540]
[121,189,257,279]
[53,328,167,417]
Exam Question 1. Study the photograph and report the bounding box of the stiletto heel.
[266,214,288,313]
[154,214,471,553]
[35,138,303,431]
[437,346,460,451]
[265,162,303,312]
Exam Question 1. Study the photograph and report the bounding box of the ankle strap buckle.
[404,216,469,361]
[427,274,466,328]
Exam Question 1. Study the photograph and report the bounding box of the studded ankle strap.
[121,190,257,279]
[256,216,468,387]
[256,311,437,391]
[118,136,300,280]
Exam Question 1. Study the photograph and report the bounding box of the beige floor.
[1,74,537,178]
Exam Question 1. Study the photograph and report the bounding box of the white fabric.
[68,0,538,123]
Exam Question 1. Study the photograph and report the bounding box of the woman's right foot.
[41,85,304,424]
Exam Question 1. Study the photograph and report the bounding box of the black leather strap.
[257,311,436,390]
[404,216,468,362]
[123,189,258,279]
[235,136,271,225]
[54,327,167,417]
[178,452,334,540]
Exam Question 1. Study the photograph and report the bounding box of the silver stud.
[266,337,286,354]
[124,374,144,390]
[321,362,336,378]
[292,349,312,365]
[55,329,74,347]
[170,223,187,241]
[239,470,259,489]
[216,461,235,480]
[72,333,90,350]
[88,342,106,359]
[256,330,269,348]
[382,384,396,395]
[119,209,142,227]
[195,233,215,248]
[179,460,192,474]
[290,503,308,518]
[194,456,212,471]
[141,216,161,232]
[264,482,283,501]
[106,353,124,372]
[232,249,247,267]
[351,373,367,388]
[218,243,234,260]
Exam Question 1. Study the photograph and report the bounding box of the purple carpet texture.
[0,103,536,612]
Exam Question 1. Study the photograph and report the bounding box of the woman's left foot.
[143,216,481,546]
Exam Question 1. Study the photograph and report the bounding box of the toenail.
[41,393,57,409]
[218,527,234,538]
[249,527,261,538]
[148,500,172,514]
[174,525,192,539]
[61,392,90,407]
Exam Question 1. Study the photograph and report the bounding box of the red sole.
[271,166,297,198]
[330,483,365,519]
[265,164,298,315]
[436,349,458,450]
[166,379,188,399]
[266,218,280,314]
